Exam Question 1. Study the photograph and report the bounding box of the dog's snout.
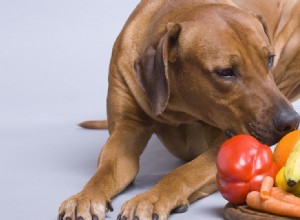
[273,110,300,133]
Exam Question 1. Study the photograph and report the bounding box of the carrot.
[247,191,300,218]
[260,176,274,200]
[270,187,300,206]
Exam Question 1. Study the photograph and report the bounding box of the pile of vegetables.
[216,132,300,218]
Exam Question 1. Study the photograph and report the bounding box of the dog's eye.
[268,55,275,68]
[217,68,236,78]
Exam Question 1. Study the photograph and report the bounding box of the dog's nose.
[273,110,300,133]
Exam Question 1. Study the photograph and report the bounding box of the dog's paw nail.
[133,216,139,220]
[65,217,72,220]
[172,204,189,213]
[57,213,64,220]
[116,214,121,220]
[58,214,63,220]
[92,215,99,220]
[107,201,114,212]
[121,216,127,220]
[152,213,159,220]
[77,217,84,220]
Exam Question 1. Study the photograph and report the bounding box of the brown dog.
[59,0,300,219]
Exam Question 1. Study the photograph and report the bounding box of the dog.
[59,0,300,219]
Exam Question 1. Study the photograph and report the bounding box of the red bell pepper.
[216,134,279,204]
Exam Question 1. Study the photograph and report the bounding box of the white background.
[1,0,300,219]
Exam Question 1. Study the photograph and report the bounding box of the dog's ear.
[134,23,181,115]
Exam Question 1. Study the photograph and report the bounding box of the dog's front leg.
[118,147,219,220]
[58,124,153,220]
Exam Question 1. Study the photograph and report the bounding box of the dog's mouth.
[224,121,281,146]
[247,121,282,146]
[224,129,237,139]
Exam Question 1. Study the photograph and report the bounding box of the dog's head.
[135,5,300,145]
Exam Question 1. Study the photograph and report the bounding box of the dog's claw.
[65,217,72,220]
[117,214,126,220]
[152,213,159,220]
[57,213,64,220]
[92,215,99,220]
[172,204,189,213]
[133,216,139,220]
[77,217,84,220]
[107,201,114,212]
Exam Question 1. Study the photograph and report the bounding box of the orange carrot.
[260,176,274,200]
[270,187,300,206]
[247,191,300,218]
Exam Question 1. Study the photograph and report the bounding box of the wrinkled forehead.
[178,6,273,68]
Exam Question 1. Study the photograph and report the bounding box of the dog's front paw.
[58,191,113,220]
[118,192,189,220]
